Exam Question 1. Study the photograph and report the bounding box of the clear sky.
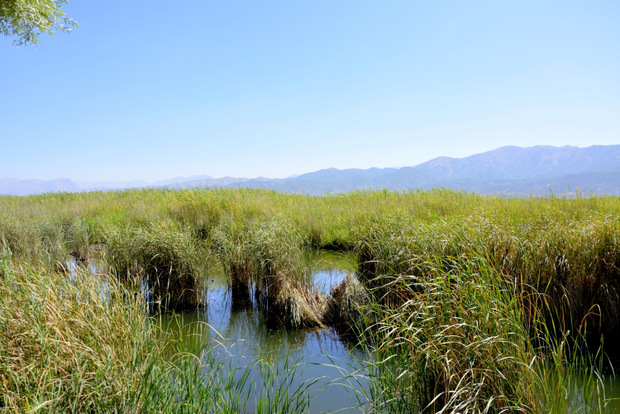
[1,0,619,182]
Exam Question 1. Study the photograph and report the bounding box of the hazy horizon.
[0,143,615,185]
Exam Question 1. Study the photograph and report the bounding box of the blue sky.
[1,0,619,182]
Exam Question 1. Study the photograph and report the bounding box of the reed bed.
[354,211,620,364]
[359,258,535,413]
[0,254,152,412]
[1,188,619,412]
[212,218,326,328]
[102,219,208,310]
[354,256,610,413]
[0,253,325,413]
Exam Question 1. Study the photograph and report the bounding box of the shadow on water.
[159,251,369,413]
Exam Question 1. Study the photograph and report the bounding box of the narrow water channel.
[66,255,620,412]
[159,251,369,413]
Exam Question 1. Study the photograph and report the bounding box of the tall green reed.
[212,218,326,328]
[0,253,152,412]
[103,219,208,311]
[355,256,610,413]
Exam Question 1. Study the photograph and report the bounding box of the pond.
[159,251,369,413]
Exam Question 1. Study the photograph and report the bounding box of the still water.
[159,252,369,413]
[67,254,620,413]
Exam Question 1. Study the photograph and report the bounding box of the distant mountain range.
[2,145,619,196]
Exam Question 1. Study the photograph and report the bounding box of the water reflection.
[159,251,368,413]
[64,257,110,302]
[604,374,620,413]
[305,251,357,295]
[65,257,100,279]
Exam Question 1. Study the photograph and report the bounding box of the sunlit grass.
[1,187,619,412]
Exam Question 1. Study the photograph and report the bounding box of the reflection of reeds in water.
[212,218,327,329]
[223,308,309,356]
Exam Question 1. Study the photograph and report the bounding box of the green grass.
[1,188,619,412]
[103,219,208,310]
[353,256,611,413]
[0,253,151,412]
[211,217,325,328]
[0,253,328,413]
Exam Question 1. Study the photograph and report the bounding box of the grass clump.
[0,254,151,412]
[103,220,208,311]
[246,219,324,329]
[213,218,326,329]
[64,216,99,262]
[358,256,610,413]
[359,257,536,413]
[325,274,372,337]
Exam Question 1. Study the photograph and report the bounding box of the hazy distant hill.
[415,145,620,181]
[2,145,619,196]
[168,176,255,189]
[219,145,620,195]
[0,178,80,196]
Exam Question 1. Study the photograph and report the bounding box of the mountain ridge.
[3,145,619,196]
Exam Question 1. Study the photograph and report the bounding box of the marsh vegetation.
[0,188,619,412]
